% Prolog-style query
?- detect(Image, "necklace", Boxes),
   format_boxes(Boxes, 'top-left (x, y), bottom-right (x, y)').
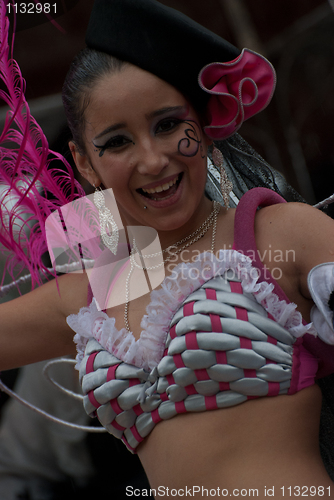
top-left (124, 201), bottom-right (220, 332)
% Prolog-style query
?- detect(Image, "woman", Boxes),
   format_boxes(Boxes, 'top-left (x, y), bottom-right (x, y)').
top-left (1, 0), bottom-right (334, 496)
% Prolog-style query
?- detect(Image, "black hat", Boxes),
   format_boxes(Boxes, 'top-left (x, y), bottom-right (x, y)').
top-left (85, 0), bottom-right (240, 109)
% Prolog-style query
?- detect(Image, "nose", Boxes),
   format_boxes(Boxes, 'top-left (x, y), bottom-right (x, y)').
top-left (135, 137), bottom-right (169, 176)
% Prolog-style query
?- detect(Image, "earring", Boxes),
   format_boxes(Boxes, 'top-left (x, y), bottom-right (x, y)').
top-left (93, 185), bottom-right (119, 254)
top-left (212, 145), bottom-right (233, 209)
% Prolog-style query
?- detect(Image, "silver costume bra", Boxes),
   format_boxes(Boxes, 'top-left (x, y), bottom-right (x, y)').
top-left (67, 188), bottom-right (334, 452)
top-left (69, 248), bottom-right (318, 453)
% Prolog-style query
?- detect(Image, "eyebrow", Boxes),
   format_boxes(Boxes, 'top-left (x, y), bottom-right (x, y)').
top-left (93, 105), bottom-right (188, 141)
top-left (94, 122), bottom-right (127, 141)
top-left (146, 105), bottom-right (188, 119)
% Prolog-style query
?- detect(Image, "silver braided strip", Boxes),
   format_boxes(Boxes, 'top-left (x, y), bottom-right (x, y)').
top-left (0, 262), bottom-right (105, 431)
top-left (0, 359), bottom-right (106, 433)
top-left (80, 273), bottom-right (296, 452)
top-left (0, 260), bottom-right (95, 298)
top-left (313, 193), bottom-right (334, 209)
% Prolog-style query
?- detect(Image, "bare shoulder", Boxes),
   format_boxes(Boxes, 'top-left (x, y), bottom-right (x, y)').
top-left (254, 202), bottom-right (334, 298)
top-left (255, 201), bottom-right (334, 233)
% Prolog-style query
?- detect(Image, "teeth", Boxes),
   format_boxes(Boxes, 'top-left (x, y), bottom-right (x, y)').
top-left (142, 176), bottom-right (178, 194)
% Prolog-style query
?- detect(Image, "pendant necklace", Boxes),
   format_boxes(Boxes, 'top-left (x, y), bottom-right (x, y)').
top-left (124, 201), bottom-right (220, 332)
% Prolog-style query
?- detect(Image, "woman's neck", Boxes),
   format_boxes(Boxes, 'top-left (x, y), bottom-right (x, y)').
top-left (152, 196), bottom-right (214, 251)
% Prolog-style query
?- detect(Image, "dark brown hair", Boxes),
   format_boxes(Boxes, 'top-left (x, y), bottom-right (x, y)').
top-left (62, 48), bottom-right (127, 154)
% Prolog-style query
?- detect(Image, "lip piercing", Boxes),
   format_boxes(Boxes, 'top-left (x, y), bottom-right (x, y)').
top-left (144, 206), bottom-right (147, 209)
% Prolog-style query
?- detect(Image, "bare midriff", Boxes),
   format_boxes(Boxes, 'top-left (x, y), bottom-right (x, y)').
top-left (138, 385), bottom-right (333, 498)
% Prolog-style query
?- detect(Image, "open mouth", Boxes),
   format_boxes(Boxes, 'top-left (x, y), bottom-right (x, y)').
top-left (137, 173), bottom-right (183, 201)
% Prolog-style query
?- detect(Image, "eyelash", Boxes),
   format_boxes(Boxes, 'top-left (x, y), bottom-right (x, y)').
top-left (94, 136), bottom-right (133, 156)
top-left (94, 118), bottom-right (183, 156)
top-left (156, 118), bottom-right (182, 133)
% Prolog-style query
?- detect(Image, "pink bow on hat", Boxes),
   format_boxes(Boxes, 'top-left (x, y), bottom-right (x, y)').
top-left (198, 49), bottom-right (276, 140)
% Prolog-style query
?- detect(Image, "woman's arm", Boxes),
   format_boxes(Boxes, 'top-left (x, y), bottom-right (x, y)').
top-left (0, 271), bottom-right (90, 371)
top-left (255, 201), bottom-right (334, 314)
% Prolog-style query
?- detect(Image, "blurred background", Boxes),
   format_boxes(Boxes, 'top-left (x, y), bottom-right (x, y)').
top-left (3, 0), bottom-right (334, 208)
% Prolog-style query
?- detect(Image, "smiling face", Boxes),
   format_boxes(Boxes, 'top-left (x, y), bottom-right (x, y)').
top-left (71, 63), bottom-right (212, 238)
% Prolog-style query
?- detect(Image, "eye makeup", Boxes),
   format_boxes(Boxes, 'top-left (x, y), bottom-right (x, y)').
top-left (93, 136), bottom-right (135, 157)
top-left (92, 104), bottom-right (194, 157)
top-left (150, 105), bottom-right (189, 134)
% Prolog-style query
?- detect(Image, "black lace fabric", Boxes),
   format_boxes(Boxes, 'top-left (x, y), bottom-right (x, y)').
top-left (206, 134), bottom-right (305, 206)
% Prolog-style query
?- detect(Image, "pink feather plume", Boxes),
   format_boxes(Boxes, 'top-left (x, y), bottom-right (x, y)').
top-left (0, 0), bottom-right (85, 288)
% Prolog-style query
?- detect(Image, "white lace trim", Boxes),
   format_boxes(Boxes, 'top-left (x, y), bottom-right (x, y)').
top-left (67, 249), bottom-right (317, 371)
top-left (308, 262), bottom-right (334, 344)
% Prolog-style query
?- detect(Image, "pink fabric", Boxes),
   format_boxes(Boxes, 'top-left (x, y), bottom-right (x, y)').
top-left (205, 288), bottom-right (217, 300)
top-left (111, 398), bottom-right (123, 415)
top-left (198, 49), bottom-right (276, 140)
top-left (184, 301), bottom-right (195, 316)
top-left (210, 314), bottom-right (223, 333)
top-left (86, 351), bottom-right (98, 374)
top-left (133, 405), bottom-right (144, 416)
top-left (297, 344), bottom-right (319, 391)
top-left (219, 382), bottom-right (230, 391)
top-left (229, 282), bottom-right (243, 294)
top-left (205, 396), bottom-right (218, 411)
top-left (233, 188), bottom-right (287, 291)
top-left (173, 354), bottom-right (184, 369)
top-left (186, 332), bottom-right (199, 350)
top-left (235, 307), bottom-right (248, 322)
top-left (267, 336), bottom-right (277, 345)
top-left (185, 385), bottom-right (197, 396)
top-left (230, 282), bottom-right (249, 321)
top-left (175, 401), bottom-right (186, 413)
top-left (151, 409), bottom-right (162, 424)
top-left (195, 369), bottom-right (210, 381)
top-left (240, 338), bottom-right (252, 349)
top-left (112, 421), bottom-right (125, 432)
top-left (88, 390), bottom-right (100, 410)
top-left (267, 383), bottom-right (280, 397)
top-left (107, 364), bottom-right (119, 382)
top-left (244, 369), bottom-right (257, 378)
top-left (169, 325), bottom-right (177, 340)
top-left (129, 378), bottom-right (140, 387)
top-left (216, 351), bottom-right (227, 365)
top-left (130, 425), bottom-right (143, 444)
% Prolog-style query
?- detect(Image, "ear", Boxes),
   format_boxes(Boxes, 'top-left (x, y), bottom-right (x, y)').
top-left (69, 141), bottom-right (102, 187)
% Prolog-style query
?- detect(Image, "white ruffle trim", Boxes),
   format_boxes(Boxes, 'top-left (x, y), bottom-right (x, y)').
top-left (308, 262), bottom-right (334, 345)
top-left (68, 249), bottom-right (317, 371)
